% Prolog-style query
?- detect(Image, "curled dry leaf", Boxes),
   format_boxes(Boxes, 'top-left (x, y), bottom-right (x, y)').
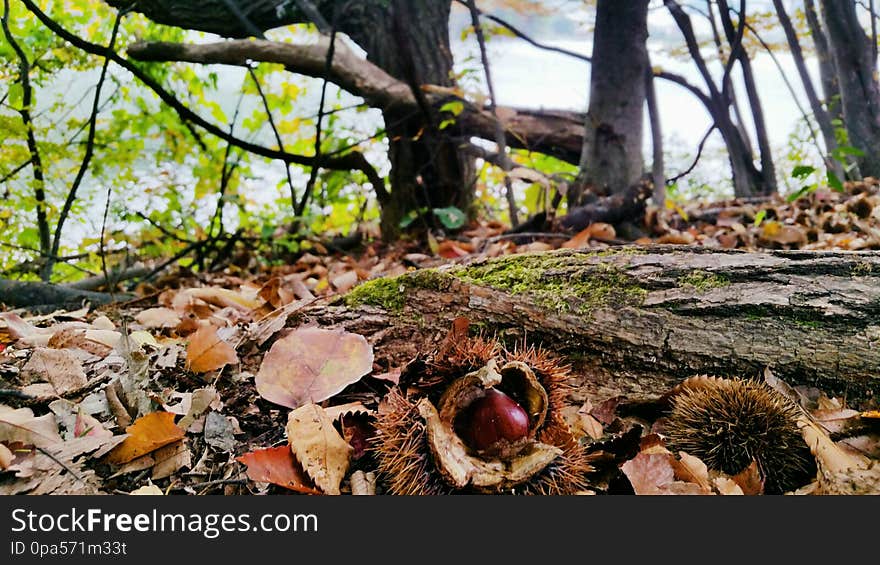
top-left (185, 324), bottom-right (239, 374)
top-left (286, 403), bottom-right (353, 495)
top-left (135, 307), bottom-right (181, 329)
top-left (237, 445), bottom-right (318, 494)
top-left (172, 287), bottom-right (262, 313)
top-left (105, 412), bottom-right (185, 466)
top-left (256, 327), bottom-right (373, 409)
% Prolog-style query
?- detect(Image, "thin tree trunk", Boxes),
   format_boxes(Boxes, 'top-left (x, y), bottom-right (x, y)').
top-left (665, 0), bottom-right (766, 198)
top-left (645, 66), bottom-right (665, 208)
top-left (706, 0), bottom-right (753, 156)
top-left (717, 0), bottom-right (777, 195)
top-left (820, 0), bottom-right (880, 177)
top-left (804, 0), bottom-right (843, 126)
top-left (772, 0), bottom-right (845, 181)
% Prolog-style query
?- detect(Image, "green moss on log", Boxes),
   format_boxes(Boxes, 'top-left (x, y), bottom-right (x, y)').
top-left (455, 249), bottom-right (647, 314)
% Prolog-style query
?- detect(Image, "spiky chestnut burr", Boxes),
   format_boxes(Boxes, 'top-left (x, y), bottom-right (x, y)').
top-left (665, 377), bottom-right (817, 494)
top-left (371, 340), bottom-right (594, 495)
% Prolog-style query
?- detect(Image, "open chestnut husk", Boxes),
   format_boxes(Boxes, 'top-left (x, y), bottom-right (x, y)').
top-left (371, 336), bottom-right (594, 494)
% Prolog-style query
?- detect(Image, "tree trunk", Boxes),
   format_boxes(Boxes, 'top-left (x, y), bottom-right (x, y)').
top-left (106, 0), bottom-right (471, 240)
top-left (360, 0), bottom-right (472, 240)
top-left (773, 0), bottom-right (845, 181)
top-left (330, 248), bottom-right (880, 406)
top-left (820, 0), bottom-right (880, 177)
top-left (717, 0), bottom-right (777, 196)
top-left (804, 0), bottom-right (843, 126)
top-left (572, 0), bottom-right (649, 206)
top-left (665, 0), bottom-right (767, 198)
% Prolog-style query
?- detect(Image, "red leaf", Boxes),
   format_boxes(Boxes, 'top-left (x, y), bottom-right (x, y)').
top-left (237, 446), bottom-right (319, 494)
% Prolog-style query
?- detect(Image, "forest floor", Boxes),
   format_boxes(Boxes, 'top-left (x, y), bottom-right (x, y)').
top-left (2, 180), bottom-right (880, 496)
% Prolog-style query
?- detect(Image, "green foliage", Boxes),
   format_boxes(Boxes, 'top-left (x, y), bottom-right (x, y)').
top-left (0, 2), bottom-right (381, 280)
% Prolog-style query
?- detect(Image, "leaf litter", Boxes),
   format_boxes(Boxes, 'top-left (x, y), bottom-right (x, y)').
top-left (3, 184), bottom-right (880, 495)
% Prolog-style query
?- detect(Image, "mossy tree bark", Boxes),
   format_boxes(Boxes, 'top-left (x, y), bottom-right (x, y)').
top-left (302, 248), bottom-right (880, 406)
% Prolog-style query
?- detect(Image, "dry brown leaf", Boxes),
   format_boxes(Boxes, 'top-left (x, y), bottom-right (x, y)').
top-left (672, 451), bottom-right (711, 492)
top-left (0, 405), bottom-right (62, 447)
top-left (256, 327), bottom-right (373, 409)
top-left (48, 328), bottom-right (117, 357)
top-left (21, 347), bottom-right (88, 395)
top-left (105, 411), bottom-right (185, 465)
top-left (287, 403), bottom-right (352, 495)
top-left (258, 278), bottom-right (296, 308)
top-left (578, 412), bottom-right (604, 441)
top-left (731, 460), bottom-right (764, 495)
top-left (0, 442), bottom-right (13, 469)
top-left (172, 287), bottom-right (262, 313)
top-left (135, 307), bottom-right (182, 329)
top-left (621, 452), bottom-right (675, 494)
top-left (185, 324), bottom-right (239, 374)
top-left (713, 476), bottom-right (745, 495)
top-left (150, 440), bottom-right (191, 480)
top-left (237, 445), bottom-right (318, 493)
top-left (331, 270), bottom-right (359, 293)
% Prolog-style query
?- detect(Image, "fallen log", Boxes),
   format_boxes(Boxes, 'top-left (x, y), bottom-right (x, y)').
top-left (300, 247), bottom-right (880, 406)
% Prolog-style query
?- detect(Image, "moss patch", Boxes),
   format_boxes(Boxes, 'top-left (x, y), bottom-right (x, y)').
top-left (677, 270), bottom-right (730, 292)
top-left (345, 276), bottom-right (407, 311)
top-left (344, 269), bottom-right (457, 312)
top-left (455, 250), bottom-right (647, 314)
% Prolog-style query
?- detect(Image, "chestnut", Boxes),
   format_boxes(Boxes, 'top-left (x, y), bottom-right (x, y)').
top-left (458, 388), bottom-right (530, 451)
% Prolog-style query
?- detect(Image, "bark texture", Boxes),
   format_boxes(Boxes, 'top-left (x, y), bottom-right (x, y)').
top-left (820, 0), bottom-right (880, 177)
top-left (573, 0), bottom-right (649, 205)
top-left (310, 248), bottom-right (880, 406)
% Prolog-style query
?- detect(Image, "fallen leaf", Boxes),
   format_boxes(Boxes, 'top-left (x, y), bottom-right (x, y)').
top-left (172, 287), bottom-right (262, 313)
top-left (258, 278), bottom-right (296, 308)
top-left (562, 223), bottom-right (616, 248)
top-left (331, 270), bottom-right (359, 293)
top-left (130, 484), bottom-right (164, 495)
top-left (713, 476), bottom-right (745, 495)
top-left (577, 412), bottom-right (604, 440)
top-left (150, 440), bottom-right (191, 480)
top-left (105, 412), bottom-right (185, 465)
top-left (48, 328), bottom-right (117, 357)
top-left (731, 460), bottom-right (764, 495)
top-left (0, 443), bottom-right (13, 469)
top-left (0, 405), bottom-right (62, 447)
top-left (672, 451), bottom-right (711, 492)
top-left (237, 445), bottom-right (319, 493)
top-left (21, 347), bottom-right (88, 395)
top-left (287, 403), bottom-right (353, 495)
top-left (176, 387), bottom-right (221, 431)
top-left (256, 327), bottom-right (373, 409)
top-left (185, 324), bottom-right (239, 374)
top-left (621, 451), bottom-right (675, 494)
top-left (324, 402), bottom-right (372, 421)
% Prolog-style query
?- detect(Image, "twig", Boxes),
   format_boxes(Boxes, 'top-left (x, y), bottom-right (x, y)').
top-left (43, 10), bottom-right (123, 281)
top-left (297, 6), bottom-right (342, 216)
top-left (667, 126), bottom-right (717, 184)
top-left (19, 0), bottom-right (385, 193)
top-left (247, 67), bottom-right (299, 212)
